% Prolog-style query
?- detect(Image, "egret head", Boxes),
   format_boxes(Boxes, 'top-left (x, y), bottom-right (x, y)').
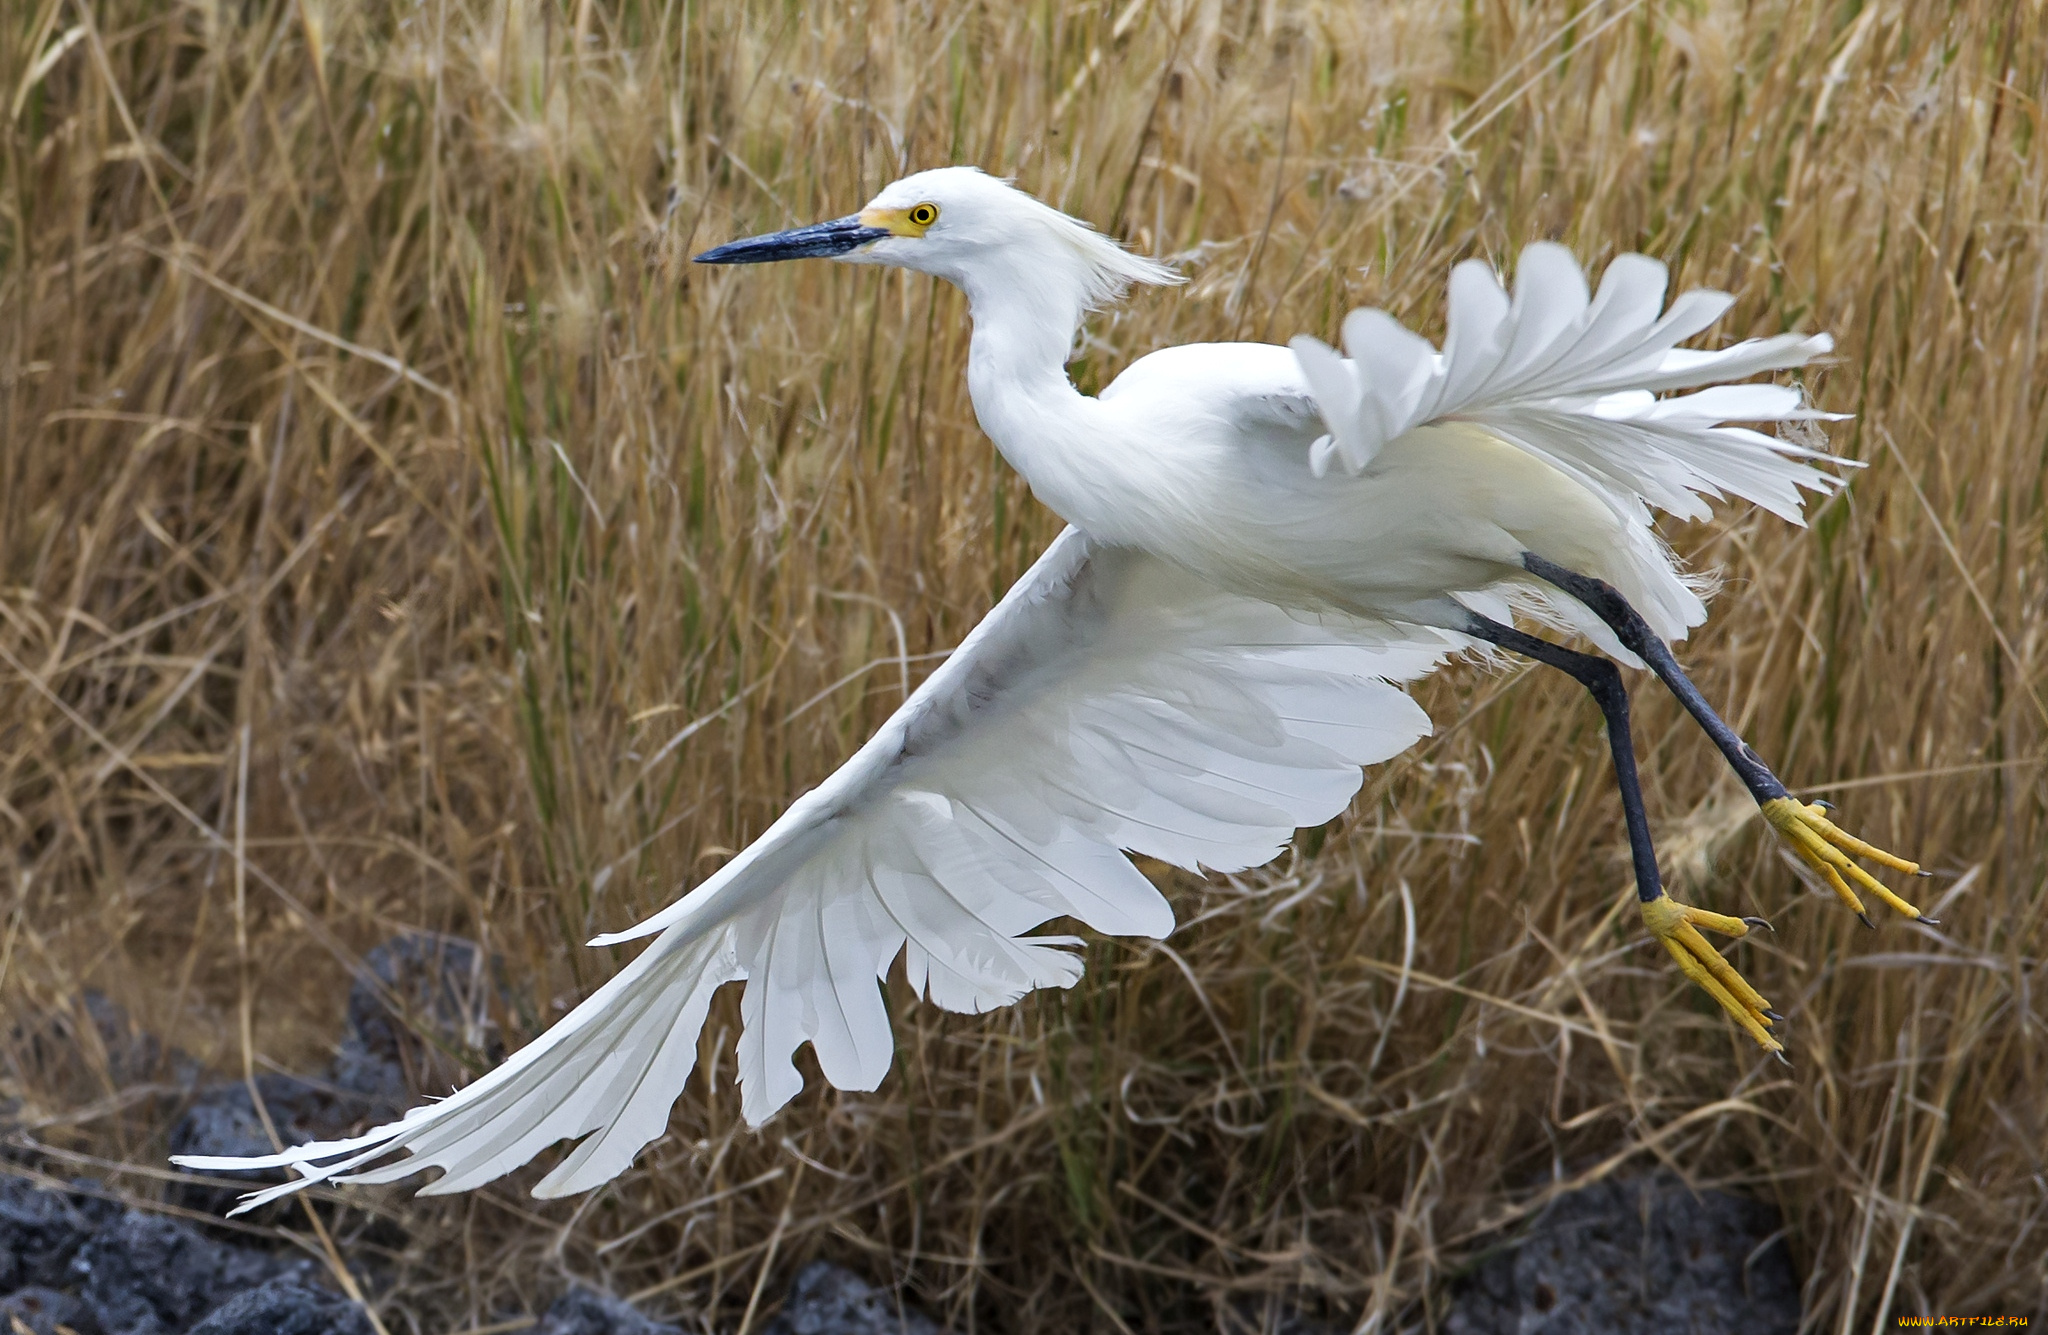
top-left (695, 167), bottom-right (1179, 325)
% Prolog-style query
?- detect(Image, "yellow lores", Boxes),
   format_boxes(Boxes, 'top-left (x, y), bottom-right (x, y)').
top-left (860, 200), bottom-right (940, 236)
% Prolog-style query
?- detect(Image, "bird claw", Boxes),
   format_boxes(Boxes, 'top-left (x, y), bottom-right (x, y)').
top-left (1761, 797), bottom-right (1930, 923)
top-left (1639, 894), bottom-right (1783, 1054)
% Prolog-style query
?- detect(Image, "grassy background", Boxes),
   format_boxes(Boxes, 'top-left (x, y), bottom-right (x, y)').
top-left (3, 0), bottom-right (2044, 1329)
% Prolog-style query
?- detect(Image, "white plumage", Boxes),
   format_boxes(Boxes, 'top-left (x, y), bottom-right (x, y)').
top-left (175, 167), bottom-right (1846, 1212)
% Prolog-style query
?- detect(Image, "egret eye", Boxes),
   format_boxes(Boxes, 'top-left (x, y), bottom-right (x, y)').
top-left (908, 203), bottom-right (939, 227)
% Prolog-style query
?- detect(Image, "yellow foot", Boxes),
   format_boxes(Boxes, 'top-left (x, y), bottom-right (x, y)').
top-left (1760, 797), bottom-right (1935, 927)
top-left (1641, 894), bottom-right (1785, 1056)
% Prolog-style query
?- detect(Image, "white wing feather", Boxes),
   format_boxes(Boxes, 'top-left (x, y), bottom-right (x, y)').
top-left (173, 529), bottom-right (1451, 1211)
top-left (1289, 242), bottom-right (1846, 523)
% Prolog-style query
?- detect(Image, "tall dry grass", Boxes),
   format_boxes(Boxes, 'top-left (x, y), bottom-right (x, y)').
top-left (2, 0), bottom-right (2044, 1329)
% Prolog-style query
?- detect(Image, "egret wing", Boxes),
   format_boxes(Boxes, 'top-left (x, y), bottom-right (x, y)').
top-left (1098, 341), bottom-right (1326, 450)
top-left (1291, 243), bottom-right (1845, 522)
top-left (174, 528), bottom-right (1450, 1211)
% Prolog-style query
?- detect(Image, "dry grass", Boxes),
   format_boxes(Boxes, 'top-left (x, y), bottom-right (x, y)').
top-left (3, 0), bottom-right (2045, 1329)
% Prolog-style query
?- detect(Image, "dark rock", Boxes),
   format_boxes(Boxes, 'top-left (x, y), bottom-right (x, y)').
top-left (761, 1262), bottom-right (951, 1335)
top-left (84, 992), bottom-right (202, 1088)
top-left (169, 1074), bottom-right (361, 1162)
top-left (70, 1210), bottom-right (313, 1335)
top-left (167, 933), bottom-right (502, 1215)
top-left (1225, 1302), bottom-right (1342, 1335)
top-left (1272, 1316), bottom-right (1339, 1335)
top-left (534, 1285), bottom-right (681, 1335)
top-left (1442, 1171), bottom-right (1801, 1335)
top-left (61, 1182), bottom-right (122, 1232)
top-left (165, 1073), bottom-right (373, 1214)
top-left (0, 1176), bottom-right (108, 1292)
top-left (0, 1285), bottom-right (102, 1335)
top-left (186, 1278), bottom-right (372, 1335)
top-left (331, 933), bottom-right (501, 1108)
top-left (8, 992), bottom-right (200, 1094)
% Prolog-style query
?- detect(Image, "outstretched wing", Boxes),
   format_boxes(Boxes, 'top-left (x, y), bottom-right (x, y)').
top-left (1290, 242), bottom-right (1846, 523)
top-left (175, 529), bottom-right (1452, 1212)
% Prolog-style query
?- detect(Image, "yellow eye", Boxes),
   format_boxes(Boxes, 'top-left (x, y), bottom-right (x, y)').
top-left (908, 202), bottom-right (939, 227)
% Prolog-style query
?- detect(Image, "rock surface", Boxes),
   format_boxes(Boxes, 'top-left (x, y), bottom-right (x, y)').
top-left (534, 1285), bottom-right (682, 1335)
top-left (1224, 1301), bottom-right (1343, 1335)
top-left (8, 964), bottom-right (1806, 1335)
top-left (0, 1284), bottom-right (102, 1335)
top-left (185, 1278), bottom-right (373, 1335)
top-left (167, 1073), bottom-right (371, 1166)
top-left (1442, 1172), bottom-right (1801, 1335)
top-left (330, 933), bottom-right (502, 1108)
top-left (10, 991), bottom-right (202, 1094)
top-left (0, 941), bottom-right (519, 1332)
top-left (68, 1210), bottom-right (315, 1335)
top-left (2, 936), bottom-right (508, 1334)
top-left (0, 1177), bottom-right (115, 1293)
top-left (167, 931), bottom-right (501, 1213)
top-left (761, 1261), bottom-right (952, 1335)
top-left (2, 1179), bottom-right (375, 1335)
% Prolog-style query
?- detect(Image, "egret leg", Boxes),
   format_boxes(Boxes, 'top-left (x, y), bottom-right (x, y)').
top-left (1466, 614), bottom-right (1784, 1054)
top-left (1521, 552), bottom-right (1933, 926)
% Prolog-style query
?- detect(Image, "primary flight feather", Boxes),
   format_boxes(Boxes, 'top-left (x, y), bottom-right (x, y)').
top-left (177, 167), bottom-right (1928, 1212)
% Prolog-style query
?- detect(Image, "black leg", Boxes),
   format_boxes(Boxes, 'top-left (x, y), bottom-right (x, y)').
top-left (1521, 550), bottom-right (1933, 928)
top-left (1463, 614), bottom-right (1669, 905)
top-left (1520, 552), bottom-right (1790, 803)
top-left (1469, 611), bottom-right (1786, 1051)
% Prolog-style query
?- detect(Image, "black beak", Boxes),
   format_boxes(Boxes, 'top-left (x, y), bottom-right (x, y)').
top-left (693, 215), bottom-right (892, 265)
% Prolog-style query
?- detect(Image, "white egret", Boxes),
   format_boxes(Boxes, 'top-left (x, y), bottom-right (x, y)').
top-left (177, 167), bottom-right (1929, 1212)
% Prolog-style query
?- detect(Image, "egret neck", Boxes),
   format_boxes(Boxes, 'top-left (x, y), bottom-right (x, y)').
top-left (953, 251), bottom-right (1146, 543)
